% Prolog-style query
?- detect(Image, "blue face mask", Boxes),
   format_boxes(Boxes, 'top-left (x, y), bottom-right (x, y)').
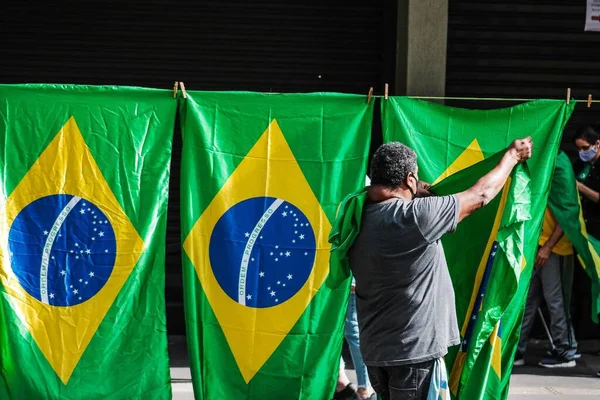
top-left (580, 147), bottom-right (598, 162)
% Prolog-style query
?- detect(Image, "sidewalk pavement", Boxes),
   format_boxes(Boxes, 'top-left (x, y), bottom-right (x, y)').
top-left (168, 336), bottom-right (600, 399)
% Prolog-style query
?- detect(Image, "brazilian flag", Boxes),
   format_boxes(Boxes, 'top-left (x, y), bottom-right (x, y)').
top-left (0, 84), bottom-right (175, 399)
top-left (382, 97), bottom-right (575, 399)
top-left (180, 92), bottom-right (373, 399)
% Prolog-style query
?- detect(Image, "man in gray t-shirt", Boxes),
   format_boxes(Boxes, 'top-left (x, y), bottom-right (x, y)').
top-left (348, 138), bottom-right (533, 400)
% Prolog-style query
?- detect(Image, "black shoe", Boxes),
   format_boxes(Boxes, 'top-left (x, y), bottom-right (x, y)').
top-left (539, 354), bottom-right (576, 368)
top-left (333, 384), bottom-right (360, 400)
top-left (546, 349), bottom-right (581, 359)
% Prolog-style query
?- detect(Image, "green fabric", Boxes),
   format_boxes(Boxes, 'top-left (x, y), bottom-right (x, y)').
top-left (0, 84), bottom-right (175, 399)
top-left (180, 92), bottom-right (373, 400)
top-left (382, 97), bottom-right (575, 399)
top-left (430, 152), bottom-right (531, 399)
top-left (328, 188), bottom-right (367, 285)
top-left (548, 151), bottom-right (600, 323)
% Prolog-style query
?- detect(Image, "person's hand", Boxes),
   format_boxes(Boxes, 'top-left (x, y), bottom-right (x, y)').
top-left (417, 181), bottom-right (433, 197)
top-left (535, 245), bottom-right (551, 268)
top-left (508, 137), bottom-right (533, 163)
top-left (577, 180), bottom-right (584, 191)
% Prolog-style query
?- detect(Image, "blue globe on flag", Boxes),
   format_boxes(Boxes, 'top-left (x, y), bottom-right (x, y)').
top-left (8, 194), bottom-right (117, 307)
top-left (209, 196), bottom-right (317, 308)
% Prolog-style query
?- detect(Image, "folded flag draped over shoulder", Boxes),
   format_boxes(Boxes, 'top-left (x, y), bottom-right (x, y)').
top-left (0, 84), bottom-right (175, 399)
top-left (328, 188), bottom-right (367, 285)
top-left (548, 151), bottom-right (600, 323)
top-left (382, 97), bottom-right (575, 399)
top-left (180, 92), bottom-right (373, 400)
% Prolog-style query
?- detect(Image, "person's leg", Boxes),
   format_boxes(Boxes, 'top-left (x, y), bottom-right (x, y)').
top-left (539, 253), bottom-right (576, 367)
top-left (344, 293), bottom-right (373, 399)
top-left (560, 254), bottom-right (578, 357)
top-left (386, 361), bottom-right (434, 400)
top-left (516, 268), bottom-right (543, 358)
top-left (367, 366), bottom-right (389, 400)
top-left (540, 254), bottom-right (572, 355)
top-left (336, 357), bottom-right (360, 399)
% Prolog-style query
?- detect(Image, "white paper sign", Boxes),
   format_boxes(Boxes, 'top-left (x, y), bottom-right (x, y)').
top-left (585, 0), bottom-right (600, 31)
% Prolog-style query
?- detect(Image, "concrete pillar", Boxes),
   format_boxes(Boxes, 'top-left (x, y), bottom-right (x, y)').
top-left (395, 0), bottom-right (448, 98)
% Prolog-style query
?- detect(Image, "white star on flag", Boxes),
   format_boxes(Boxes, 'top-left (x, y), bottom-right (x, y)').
top-left (245, 232), bottom-right (250, 238)
top-left (89, 272), bottom-right (95, 277)
top-left (287, 274), bottom-right (293, 280)
top-left (282, 211), bottom-right (287, 217)
top-left (246, 294), bottom-right (252, 300)
top-left (259, 271), bottom-right (265, 277)
top-left (43, 230), bottom-right (49, 235)
top-left (60, 270), bottom-right (66, 276)
top-left (270, 291), bottom-right (276, 297)
top-left (285, 251), bottom-right (291, 257)
top-left (98, 231), bottom-right (104, 237)
top-left (50, 293), bottom-right (55, 299)
top-left (79, 209), bottom-right (85, 215)
top-left (299, 234), bottom-right (305, 240)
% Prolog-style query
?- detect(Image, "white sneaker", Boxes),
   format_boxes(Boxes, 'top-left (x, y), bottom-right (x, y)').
top-left (513, 358), bottom-right (525, 366)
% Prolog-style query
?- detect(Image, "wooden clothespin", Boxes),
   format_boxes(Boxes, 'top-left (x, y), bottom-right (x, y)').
top-left (567, 88), bottom-right (571, 105)
top-left (173, 81), bottom-right (179, 98)
top-left (588, 94), bottom-right (593, 108)
top-left (384, 83), bottom-right (389, 100)
top-left (367, 87), bottom-right (374, 104)
top-left (179, 82), bottom-right (188, 99)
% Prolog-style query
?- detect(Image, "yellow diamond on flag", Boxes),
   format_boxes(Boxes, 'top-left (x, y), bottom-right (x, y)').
top-left (0, 117), bottom-right (144, 384)
top-left (183, 119), bottom-right (332, 383)
top-left (432, 139), bottom-right (484, 185)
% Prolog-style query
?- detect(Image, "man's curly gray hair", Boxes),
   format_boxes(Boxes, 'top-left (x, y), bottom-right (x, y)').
top-left (369, 142), bottom-right (418, 188)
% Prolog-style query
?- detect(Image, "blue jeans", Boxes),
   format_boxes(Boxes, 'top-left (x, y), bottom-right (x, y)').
top-left (344, 293), bottom-right (371, 389)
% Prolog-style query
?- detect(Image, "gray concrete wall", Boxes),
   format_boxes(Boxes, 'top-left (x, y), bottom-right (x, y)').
top-left (395, 0), bottom-right (448, 98)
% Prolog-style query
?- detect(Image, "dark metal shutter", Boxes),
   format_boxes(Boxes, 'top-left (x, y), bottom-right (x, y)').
top-left (447, 1), bottom-right (600, 134)
top-left (447, 0), bottom-right (600, 339)
top-left (0, 0), bottom-right (394, 334)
